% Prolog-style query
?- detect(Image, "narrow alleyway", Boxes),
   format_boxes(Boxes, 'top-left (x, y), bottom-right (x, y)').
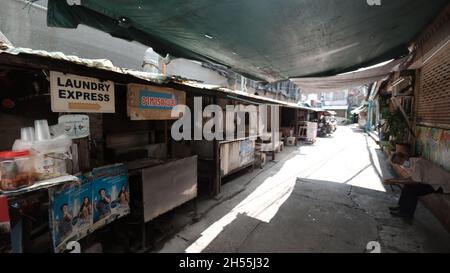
top-left (158, 125), bottom-right (450, 253)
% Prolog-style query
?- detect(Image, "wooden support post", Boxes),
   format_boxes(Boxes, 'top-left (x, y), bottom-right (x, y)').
top-left (392, 98), bottom-right (415, 137)
top-left (211, 96), bottom-right (221, 197)
top-left (73, 138), bottom-right (90, 172)
top-left (411, 70), bottom-right (420, 156)
top-left (213, 141), bottom-right (222, 197)
top-left (164, 120), bottom-right (168, 144)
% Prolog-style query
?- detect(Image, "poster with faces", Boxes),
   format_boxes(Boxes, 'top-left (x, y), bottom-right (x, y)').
top-left (49, 164), bottom-right (129, 252)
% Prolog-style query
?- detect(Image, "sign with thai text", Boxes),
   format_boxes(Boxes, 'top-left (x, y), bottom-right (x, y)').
top-left (127, 83), bottom-right (185, 120)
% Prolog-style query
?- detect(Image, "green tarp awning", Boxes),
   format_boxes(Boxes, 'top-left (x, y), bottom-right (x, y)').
top-left (47, 0), bottom-right (447, 82)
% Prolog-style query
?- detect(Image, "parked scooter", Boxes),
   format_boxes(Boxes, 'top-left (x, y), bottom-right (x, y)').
top-left (317, 116), bottom-right (335, 137)
top-left (329, 116), bottom-right (337, 133)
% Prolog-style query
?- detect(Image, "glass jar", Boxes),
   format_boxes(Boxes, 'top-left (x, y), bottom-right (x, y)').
top-left (0, 150), bottom-right (33, 191)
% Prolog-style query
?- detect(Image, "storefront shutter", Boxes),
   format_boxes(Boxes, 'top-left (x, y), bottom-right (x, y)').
top-left (416, 43), bottom-right (450, 127)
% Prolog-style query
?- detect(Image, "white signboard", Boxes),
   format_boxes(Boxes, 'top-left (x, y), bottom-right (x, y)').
top-left (58, 115), bottom-right (90, 139)
top-left (50, 71), bottom-right (115, 113)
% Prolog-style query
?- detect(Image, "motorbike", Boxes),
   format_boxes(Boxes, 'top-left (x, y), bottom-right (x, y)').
top-left (329, 116), bottom-right (337, 133)
top-left (317, 116), bottom-right (336, 137)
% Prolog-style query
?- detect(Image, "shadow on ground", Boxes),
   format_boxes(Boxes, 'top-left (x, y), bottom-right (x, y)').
top-left (202, 179), bottom-right (450, 253)
top-left (157, 126), bottom-right (450, 253)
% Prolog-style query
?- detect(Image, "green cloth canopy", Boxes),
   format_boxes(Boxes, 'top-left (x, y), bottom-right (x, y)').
top-left (47, 0), bottom-right (447, 82)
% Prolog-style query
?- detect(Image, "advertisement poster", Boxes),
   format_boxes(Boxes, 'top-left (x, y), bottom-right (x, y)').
top-left (49, 164), bottom-right (129, 252)
top-left (0, 196), bottom-right (11, 253)
top-left (49, 179), bottom-right (88, 253)
top-left (92, 164), bottom-right (129, 228)
top-left (239, 139), bottom-right (255, 166)
top-left (75, 175), bottom-right (94, 231)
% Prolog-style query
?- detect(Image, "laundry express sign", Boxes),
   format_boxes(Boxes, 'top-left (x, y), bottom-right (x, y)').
top-left (50, 71), bottom-right (115, 113)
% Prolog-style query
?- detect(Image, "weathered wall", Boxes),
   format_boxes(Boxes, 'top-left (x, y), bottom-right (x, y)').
top-left (415, 126), bottom-right (450, 171)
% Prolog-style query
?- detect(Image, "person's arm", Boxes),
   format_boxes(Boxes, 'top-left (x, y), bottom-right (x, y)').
top-left (383, 177), bottom-right (419, 185)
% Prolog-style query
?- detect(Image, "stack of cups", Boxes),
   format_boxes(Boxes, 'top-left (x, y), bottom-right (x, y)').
top-left (34, 120), bottom-right (51, 141)
top-left (21, 127), bottom-right (35, 142)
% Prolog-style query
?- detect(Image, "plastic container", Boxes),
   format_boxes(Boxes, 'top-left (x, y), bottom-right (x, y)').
top-left (0, 150), bottom-right (34, 191)
top-left (31, 135), bottom-right (72, 181)
top-left (21, 127), bottom-right (35, 142)
top-left (34, 120), bottom-right (51, 141)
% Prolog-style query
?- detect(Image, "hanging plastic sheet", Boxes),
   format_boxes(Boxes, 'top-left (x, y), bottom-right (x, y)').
top-left (291, 57), bottom-right (408, 92)
top-left (46, 0), bottom-right (448, 82)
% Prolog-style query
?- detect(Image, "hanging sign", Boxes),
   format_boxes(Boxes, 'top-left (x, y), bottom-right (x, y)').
top-left (58, 115), bottom-right (90, 139)
top-left (127, 83), bottom-right (186, 120)
top-left (50, 71), bottom-right (115, 113)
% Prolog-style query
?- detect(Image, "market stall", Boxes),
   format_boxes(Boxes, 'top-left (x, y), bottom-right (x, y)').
top-left (183, 88), bottom-right (288, 195)
top-left (0, 44), bottom-right (303, 251)
top-left (0, 46), bottom-right (198, 252)
top-left (297, 121), bottom-right (318, 143)
top-left (280, 105), bottom-right (318, 144)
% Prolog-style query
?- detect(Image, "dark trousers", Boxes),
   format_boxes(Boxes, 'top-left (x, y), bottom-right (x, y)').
top-left (398, 183), bottom-right (443, 217)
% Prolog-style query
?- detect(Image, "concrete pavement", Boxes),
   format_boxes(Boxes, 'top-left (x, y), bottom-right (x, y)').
top-left (157, 125), bottom-right (450, 253)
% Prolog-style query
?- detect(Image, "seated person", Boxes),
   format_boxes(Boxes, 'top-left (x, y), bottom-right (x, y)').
top-left (384, 156), bottom-right (450, 221)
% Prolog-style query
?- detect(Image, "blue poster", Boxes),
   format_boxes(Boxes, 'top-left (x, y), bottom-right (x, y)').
top-left (49, 180), bottom-right (81, 251)
top-left (92, 164), bottom-right (129, 225)
top-left (49, 164), bottom-right (129, 252)
top-left (76, 176), bottom-right (93, 229)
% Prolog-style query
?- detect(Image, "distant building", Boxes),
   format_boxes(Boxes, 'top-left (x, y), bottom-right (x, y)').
top-left (300, 86), bottom-right (368, 121)
top-left (321, 90), bottom-right (349, 118)
top-left (347, 86), bottom-right (369, 110)
top-left (167, 59), bottom-right (301, 103)
top-left (302, 90), bottom-right (349, 120)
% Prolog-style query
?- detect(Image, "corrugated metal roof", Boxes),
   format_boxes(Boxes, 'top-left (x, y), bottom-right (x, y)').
top-left (0, 43), bottom-right (308, 109)
top-left (0, 43), bottom-right (167, 84)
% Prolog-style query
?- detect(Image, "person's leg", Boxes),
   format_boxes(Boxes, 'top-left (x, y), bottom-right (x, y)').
top-left (397, 183), bottom-right (436, 217)
top-left (397, 184), bottom-right (416, 216)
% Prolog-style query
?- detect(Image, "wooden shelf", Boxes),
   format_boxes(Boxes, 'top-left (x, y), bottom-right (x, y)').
top-left (0, 175), bottom-right (78, 198)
